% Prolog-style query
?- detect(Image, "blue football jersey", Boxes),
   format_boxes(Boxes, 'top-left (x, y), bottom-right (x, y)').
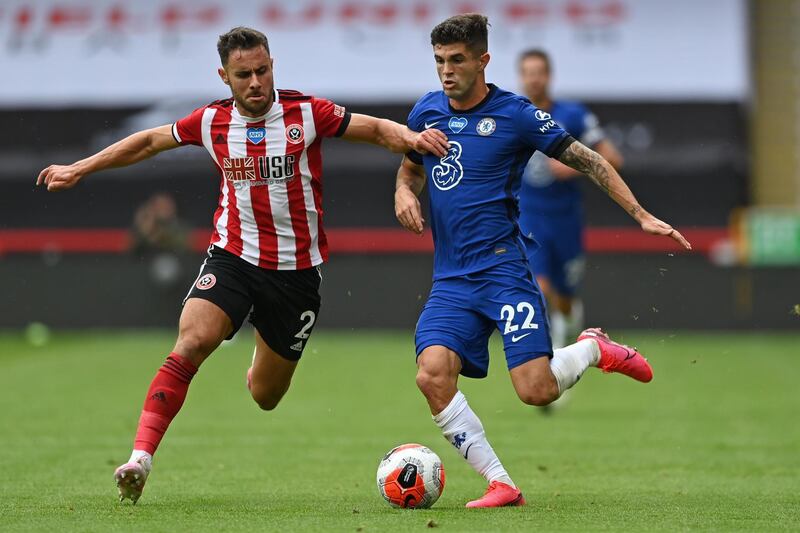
top-left (407, 84), bottom-right (572, 280)
top-left (518, 101), bottom-right (605, 219)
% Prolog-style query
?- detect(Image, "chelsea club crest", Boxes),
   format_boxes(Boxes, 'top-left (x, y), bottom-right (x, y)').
top-left (476, 117), bottom-right (496, 136)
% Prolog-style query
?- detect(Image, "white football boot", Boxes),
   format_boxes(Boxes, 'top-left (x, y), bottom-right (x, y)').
top-left (114, 454), bottom-right (152, 504)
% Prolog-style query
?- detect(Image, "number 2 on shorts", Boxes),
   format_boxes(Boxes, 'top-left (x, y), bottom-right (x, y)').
top-left (294, 310), bottom-right (316, 340)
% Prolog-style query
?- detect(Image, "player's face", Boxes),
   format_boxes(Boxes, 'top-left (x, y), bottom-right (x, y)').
top-left (434, 43), bottom-right (489, 102)
top-left (219, 46), bottom-right (274, 117)
top-left (519, 56), bottom-right (550, 102)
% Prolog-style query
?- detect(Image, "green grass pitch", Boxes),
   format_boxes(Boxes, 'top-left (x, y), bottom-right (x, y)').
top-left (1, 329), bottom-right (798, 531)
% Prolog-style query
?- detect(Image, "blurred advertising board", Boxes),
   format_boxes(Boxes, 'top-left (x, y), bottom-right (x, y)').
top-left (1, 0), bottom-right (747, 106)
top-left (738, 208), bottom-right (800, 266)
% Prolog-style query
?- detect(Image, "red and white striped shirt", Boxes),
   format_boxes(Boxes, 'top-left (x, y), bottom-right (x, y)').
top-left (172, 89), bottom-right (350, 270)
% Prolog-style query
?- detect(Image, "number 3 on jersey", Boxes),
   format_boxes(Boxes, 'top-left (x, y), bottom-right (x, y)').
top-left (500, 302), bottom-right (539, 337)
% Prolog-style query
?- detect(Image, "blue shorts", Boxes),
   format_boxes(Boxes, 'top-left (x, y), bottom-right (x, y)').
top-left (524, 210), bottom-right (585, 297)
top-left (415, 260), bottom-right (552, 379)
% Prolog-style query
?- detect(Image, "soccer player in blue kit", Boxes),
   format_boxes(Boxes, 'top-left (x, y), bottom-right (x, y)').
top-left (394, 14), bottom-right (692, 508)
top-left (518, 49), bottom-right (624, 349)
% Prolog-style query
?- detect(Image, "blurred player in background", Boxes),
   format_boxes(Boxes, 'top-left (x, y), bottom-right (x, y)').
top-left (37, 26), bottom-right (448, 504)
top-left (131, 192), bottom-right (191, 290)
top-left (395, 14), bottom-right (690, 508)
top-left (518, 49), bottom-right (624, 349)
top-left (131, 192), bottom-right (189, 256)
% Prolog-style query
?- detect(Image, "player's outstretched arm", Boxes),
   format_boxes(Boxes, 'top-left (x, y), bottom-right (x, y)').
top-left (341, 114), bottom-right (449, 157)
top-left (557, 140), bottom-right (692, 250)
top-left (36, 124), bottom-right (179, 192)
top-left (550, 138), bottom-right (624, 180)
top-left (394, 156), bottom-right (426, 235)
top-left (596, 139), bottom-right (624, 171)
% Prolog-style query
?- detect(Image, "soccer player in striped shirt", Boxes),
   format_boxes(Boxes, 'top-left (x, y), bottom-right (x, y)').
top-left (37, 26), bottom-right (449, 504)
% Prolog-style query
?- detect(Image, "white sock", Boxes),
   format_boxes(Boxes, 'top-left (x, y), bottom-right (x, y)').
top-left (549, 339), bottom-right (600, 395)
top-left (433, 391), bottom-right (515, 488)
top-left (549, 311), bottom-right (568, 349)
top-left (129, 450), bottom-right (153, 473)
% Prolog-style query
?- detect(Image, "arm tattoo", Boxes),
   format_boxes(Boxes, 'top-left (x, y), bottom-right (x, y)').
top-left (558, 140), bottom-right (644, 221)
top-left (558, 141), bottom-right (610, 194)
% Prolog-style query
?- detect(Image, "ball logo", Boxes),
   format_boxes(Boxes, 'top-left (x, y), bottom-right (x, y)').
top-left (246, 127), bottom-right (266, 144)
top-left (431, 141), bottom-right (464, 191)
top-left (448, 116), bottom-right (468, 133)
top-left (476, 117), bottom-right (496, 136)
top-left (285, 124), bottom-right (305, 144)
top-left (398, 463), bottom-right (418, 489)
top-left (534, 109), bottom-right (551, 121)
top-left (195, 273), bottom-right (216, 290)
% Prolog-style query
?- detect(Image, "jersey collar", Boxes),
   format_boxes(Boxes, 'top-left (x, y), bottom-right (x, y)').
top-left (447, 83), bottom-right (497, 114)
top-left (232, 90), bottom-right (281, 123)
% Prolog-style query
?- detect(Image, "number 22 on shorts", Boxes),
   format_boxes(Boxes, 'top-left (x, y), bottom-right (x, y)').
top-left (500, 302), bottom-right (539, 336)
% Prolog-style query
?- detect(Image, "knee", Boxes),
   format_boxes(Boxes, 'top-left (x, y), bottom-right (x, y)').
top-left (251, 389), bottom-right (283, 411)
top-left (253, 395), bottom-right (281, 411)
top-left (415, 348), bottom-right (461, 412)
top-left (175, 330), bottom-right (219, 363)
top-left (516, 375), bottom-right (560, 406)
top-left (250, 383), bottom-right (287, 411)
top-left (416, 366), bottom-right (459, 414)
top-left (416, 367), bottom-right (446, 399)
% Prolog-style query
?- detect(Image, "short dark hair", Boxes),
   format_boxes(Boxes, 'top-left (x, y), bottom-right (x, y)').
top-left (430, 13), bottom-right (489, 55)
top-left (217, 26), bottom-right (270, 66)
top-left (518, 48), bottom-right (551, 73)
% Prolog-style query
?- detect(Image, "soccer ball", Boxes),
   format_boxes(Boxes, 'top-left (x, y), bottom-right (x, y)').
top-left (376, 443), bottom-right (445, 509)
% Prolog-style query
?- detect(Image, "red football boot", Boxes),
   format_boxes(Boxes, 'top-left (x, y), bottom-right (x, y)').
top-left (578, 328), bottom-right (653, 383)
top-left (465, 481), bottom-right (526, 508)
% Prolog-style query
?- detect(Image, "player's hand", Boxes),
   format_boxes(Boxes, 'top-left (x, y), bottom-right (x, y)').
top-left (640, 214), bottom-right (692, 250)
top-left (36, 164), bottom-right (83, 191)
top-left (395, 185), bottom-right (425, 235)
top-left (549, 159), bottom-right (580, 180)
top-left (412, 129), bottom-right (449, 158)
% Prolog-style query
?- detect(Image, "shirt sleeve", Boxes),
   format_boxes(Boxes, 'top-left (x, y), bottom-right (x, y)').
top-left (514, 101), bottom-right (571, 157)
top-left (172, 106), bottom-right (206, 146)
top-left (311, 97), bottom-right (351, 138)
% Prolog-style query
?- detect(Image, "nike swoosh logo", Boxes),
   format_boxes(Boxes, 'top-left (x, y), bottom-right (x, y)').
top-left (511, 332), bottom-right (533, 343)
top-left (424, 121), bottom-right (439, 129)
top-left (464, 443), bottom-right (474, 460)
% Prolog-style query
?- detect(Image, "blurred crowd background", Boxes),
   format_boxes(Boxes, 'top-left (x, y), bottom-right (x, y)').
top-left (0, 0), bottom-right (797, 331)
